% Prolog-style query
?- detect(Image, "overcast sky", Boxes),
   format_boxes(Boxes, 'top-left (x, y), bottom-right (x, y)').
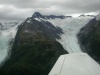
top-left (0, 0), bottom-right (100, 20)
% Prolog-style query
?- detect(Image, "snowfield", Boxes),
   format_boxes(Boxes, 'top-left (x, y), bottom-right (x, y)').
top-left (47, 17), bottom-right (92, 53)
top-left (0, 21), bottom-right (22, 65)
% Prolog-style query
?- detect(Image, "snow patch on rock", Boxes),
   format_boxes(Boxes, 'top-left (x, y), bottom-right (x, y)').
top-left (34, 18), bottom-right (41, 22)
top-left (27, 20), bottom-right (31, 23)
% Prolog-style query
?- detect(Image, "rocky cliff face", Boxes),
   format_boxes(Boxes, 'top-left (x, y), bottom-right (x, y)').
top-left (0, 13), bottom-right (67, 75)
top-left (77, 16), bottom-right (100, 63)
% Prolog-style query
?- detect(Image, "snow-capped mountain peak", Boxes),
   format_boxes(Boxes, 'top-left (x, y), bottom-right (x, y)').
top-left (32, 12), bottom-right (46, 19)
top-left (31, 12), bottom-right (93, 53)
top-left (32, 12), bottom-right (72, 20)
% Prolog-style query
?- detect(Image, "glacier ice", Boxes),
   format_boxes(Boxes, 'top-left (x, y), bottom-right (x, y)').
top-left (0, 21), bottom-right (22, 65)
top-left (47, 17), bottom-right (93, 53)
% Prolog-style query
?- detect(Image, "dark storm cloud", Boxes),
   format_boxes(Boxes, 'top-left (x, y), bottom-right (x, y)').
top-left (0, 0), bottom-right (100, 20)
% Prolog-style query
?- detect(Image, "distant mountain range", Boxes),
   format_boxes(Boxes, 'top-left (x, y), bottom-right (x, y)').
top-left (79, 14), bottom-right (96, 17)
top-left (32, 12), bottom-right (96, 19)
top-left (32, 12), bottom-right (72, 19)
top-left (0, 21), bottom-right (20, 30)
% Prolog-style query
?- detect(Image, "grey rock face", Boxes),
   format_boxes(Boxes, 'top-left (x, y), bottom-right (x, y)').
top-left (22, 17), bottom-right (63, 40)
top-left (77, 17), bottom-right (100, 63)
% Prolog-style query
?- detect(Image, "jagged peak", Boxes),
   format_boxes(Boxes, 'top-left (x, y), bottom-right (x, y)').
top-left (33, 12), bottom-right (42, 16)
top-left (32, 12), bottom-right (72, 19)
top-left (32, 12), bottom-right (46, 19)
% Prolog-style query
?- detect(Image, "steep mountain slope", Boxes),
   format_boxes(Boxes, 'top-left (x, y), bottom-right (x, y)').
top-left (78, 15), bottom-right (100, 63)
top-left (0, 14), bottom-right (67, 75)
top-left (32, 12), bottom-right (93, 53)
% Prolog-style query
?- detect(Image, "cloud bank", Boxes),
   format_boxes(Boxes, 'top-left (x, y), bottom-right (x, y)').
top-left (0, 0), bottom-right (100, 20)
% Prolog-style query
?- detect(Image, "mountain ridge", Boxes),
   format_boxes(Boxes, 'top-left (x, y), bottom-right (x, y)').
top-left (0, 12), bottom-right (67, 75)
top-left (32, 12), bottom-right (72, 19)
top-left (77, 15), bottom-right (100, 63)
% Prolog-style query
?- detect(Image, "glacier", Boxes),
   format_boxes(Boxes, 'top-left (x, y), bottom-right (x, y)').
top-left (48, 17), bottom-right (100, 75)
top-left (0, 20), bottom-right (22, 65)
top-left (47, 17), bottom-right (92, 53)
